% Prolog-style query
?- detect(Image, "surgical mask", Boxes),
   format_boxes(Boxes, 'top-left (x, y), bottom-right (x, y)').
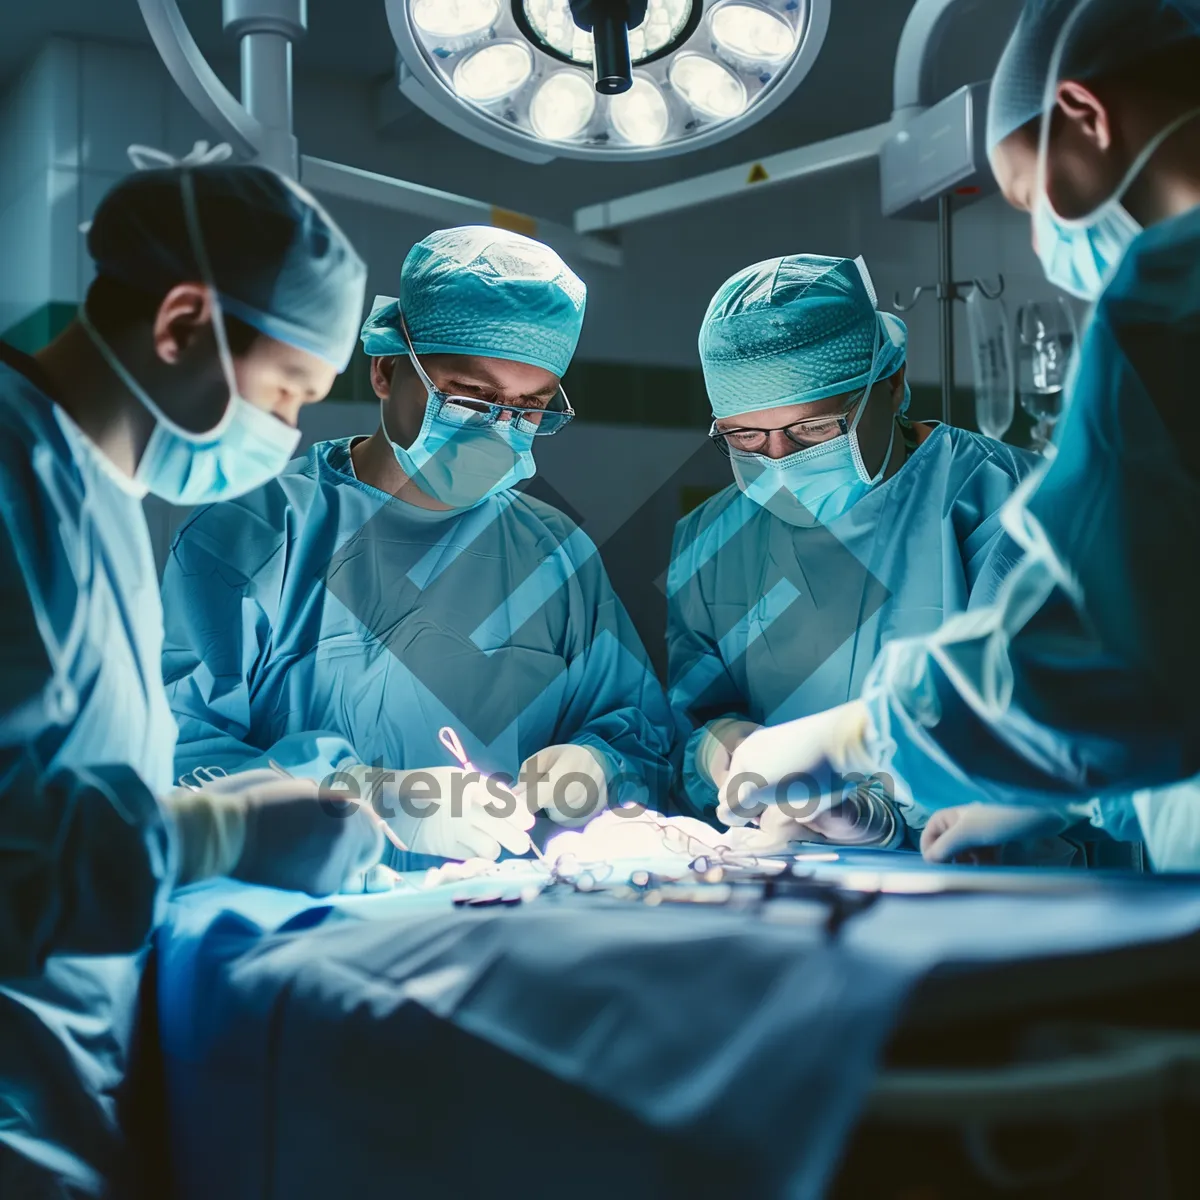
top-left (729, 317), bottom-right (896, 527)
top-left (383, 366), bottom-right (536, 511)
top-left (79, 171), bottom-right (300, 505)
top-left (1035, 8), bottom-right (1200, 301)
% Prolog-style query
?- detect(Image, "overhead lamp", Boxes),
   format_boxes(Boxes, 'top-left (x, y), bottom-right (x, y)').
top-left (385, 0), bottom-right (830, 163)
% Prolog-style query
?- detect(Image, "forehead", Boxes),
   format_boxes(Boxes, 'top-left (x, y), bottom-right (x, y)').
top-left (715, 392), bottom-right (855, 427)
top-left (245, 334), bottom-right (336, 384)
top-left (420, 351), bottom-right (559, 394)
top-left (989, 126), bottom-right (1039, 210)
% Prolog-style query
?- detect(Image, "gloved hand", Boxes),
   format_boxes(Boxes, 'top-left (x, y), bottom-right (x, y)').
top-left (695, 718), bottom-right (762, 791)
top-left (718, 701), bottom-right (875, 828)
top-left (344, 764), bottom-right (535, 860)
top-left (515, 743), bottom-right (609, 827)
top-left (920, 803), bottom-right (1072, 864)
top-left (162, 769), bottom-right (385, 896)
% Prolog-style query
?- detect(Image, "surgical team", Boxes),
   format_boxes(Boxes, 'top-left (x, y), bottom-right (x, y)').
top-left (4, 0), bottom-right (1200, 1191)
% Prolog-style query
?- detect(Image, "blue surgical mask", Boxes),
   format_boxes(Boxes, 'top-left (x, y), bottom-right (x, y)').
top-left (1032, 198), bottom-right (1142, 302)
top-left (383, 356), bottom-right (537, 511)
top-left (78, 305), bottom-right (300, 505)
top-left (729, 309), bottom-right (897, 526)
top-left (731, 400), bottom-right (895, 526)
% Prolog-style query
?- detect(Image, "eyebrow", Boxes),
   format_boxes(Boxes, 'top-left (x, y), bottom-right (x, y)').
top-left (445, 377), bottom-right (560, 404)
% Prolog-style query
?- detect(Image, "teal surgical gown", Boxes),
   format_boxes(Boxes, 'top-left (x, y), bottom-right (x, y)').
top-left (863, 206), bottom-right (1200, 811)
top-left (162, 438), bottom-right (675, 857)
top-left (668, 424), bottom-right (1038, 818)
top-left (0, 347), bottom-right (174, 1192)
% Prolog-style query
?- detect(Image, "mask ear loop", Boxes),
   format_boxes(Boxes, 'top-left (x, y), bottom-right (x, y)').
top-left (179, 169), bottom-right (244, 439)
top-left (847, 260), bottom-right (894, 484)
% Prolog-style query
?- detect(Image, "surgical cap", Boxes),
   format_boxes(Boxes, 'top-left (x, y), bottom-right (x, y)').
top-left (987, 0), bottom-right (1200, 152)
top-left (88, 164), bottom-right (367, 371)
top-left (359, 226), bottom-right (587, 378)
top-left (699, 254), bottom-right (908, 420)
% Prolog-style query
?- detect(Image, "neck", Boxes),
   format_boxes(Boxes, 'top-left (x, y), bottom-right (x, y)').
top-left (1123, 113), bottom-right (1200, 225)
top-left (35, 321), bottom-right (155, 477)
top-left (351, 425), bottom-right (452, 510)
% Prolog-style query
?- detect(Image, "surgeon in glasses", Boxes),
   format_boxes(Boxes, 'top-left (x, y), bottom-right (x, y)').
top-left (667, 253), bottom-right (1041, 849)
top-left (163, 225), bottom-right (676, 868)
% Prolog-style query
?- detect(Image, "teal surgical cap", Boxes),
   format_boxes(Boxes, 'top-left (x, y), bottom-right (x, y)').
top-left (700, 254), bottom-right (908, 420)
top-left (88, 164), bottom-right (367, 371)
top-left (360, 226), bottom-right (587, 378)
top-left (987, 0), bottom-right (1200, 152)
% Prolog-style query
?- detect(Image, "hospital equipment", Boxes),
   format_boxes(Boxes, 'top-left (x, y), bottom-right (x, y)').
top-left (1016, 299), bottom-right (1076, 452)
top-left (965, 288), bottom-right (1015, 442)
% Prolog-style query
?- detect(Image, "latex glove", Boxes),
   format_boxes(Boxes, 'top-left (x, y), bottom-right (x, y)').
top-left (344, 764), bottom-right (534, 860)
top-left (920, 803), bottom-right (1072, 864)
top-left (696, 718), bottom-right (762, 791)
top-left (718, 701), bottom-right (874, 828)
top-left (163, 769), bottom-right (385, 896)
top-left (515, 743), bottom-right (609, 827)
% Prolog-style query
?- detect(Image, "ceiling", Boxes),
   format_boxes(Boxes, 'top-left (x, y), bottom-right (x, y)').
top-left (0, 0), bottom-right (1024, 206)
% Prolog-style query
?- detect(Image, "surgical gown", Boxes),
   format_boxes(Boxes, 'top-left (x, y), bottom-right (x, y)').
top-left (162, 438), bottom-right (675, 859)
top-left (862, 206), bottom-right (1200, 811)
top-left (668, 424), bottom-right (1038, 819)
top-left (0, 347), bottom-right (174, 1192)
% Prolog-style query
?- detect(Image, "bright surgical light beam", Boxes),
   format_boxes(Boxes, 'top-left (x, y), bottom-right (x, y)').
top-left (609, 75), bottom-right (670, 145)
top-left (412, 0), bottom-right (500, 44)
top-left (669, 53), bottom-right (747, 118)
top-left (453, 41), bottom-right (534, 103)
top-left (530, 70), bottom-right (598, 140)
top-left (711, 2), bottom-right (797, 67)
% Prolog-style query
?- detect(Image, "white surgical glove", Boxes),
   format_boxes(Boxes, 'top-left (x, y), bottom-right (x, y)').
top-left (920, 803), bottom-right (1072, 864)
top-left (162, 769), bottom-right (385, 896)
top-left (515, 743), bottom-right (609, 827)
top-left (718, 701), bottom-right (874, 828)
top-left (696, 718), bottom-right (761, 792)
top-left (344, 764), bottom-right (534, 861)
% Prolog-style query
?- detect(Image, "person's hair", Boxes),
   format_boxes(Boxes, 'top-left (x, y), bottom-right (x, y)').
top-left (1096, 36), bottom-right (1200, 101)
top-left (84, 274), bottom-right (262, 354)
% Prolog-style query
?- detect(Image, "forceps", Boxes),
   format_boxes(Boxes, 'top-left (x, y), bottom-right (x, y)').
top-left (438, 726), bottom-right (549, 866)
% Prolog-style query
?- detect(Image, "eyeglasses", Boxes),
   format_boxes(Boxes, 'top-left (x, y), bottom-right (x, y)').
top-left (708, 390), bottom-right (867, 457)
top-left (401, 315), bottom-right (574, 437)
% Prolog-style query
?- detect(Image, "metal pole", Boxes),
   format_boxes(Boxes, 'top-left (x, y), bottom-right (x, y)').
top-left (222, 0), bottom-right (307, 177)
top-left (937, 192), bottom-right (955, 426)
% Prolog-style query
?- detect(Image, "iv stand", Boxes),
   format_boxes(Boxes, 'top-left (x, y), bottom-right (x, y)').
top-left (894, 193), bottom-right (1004, 427)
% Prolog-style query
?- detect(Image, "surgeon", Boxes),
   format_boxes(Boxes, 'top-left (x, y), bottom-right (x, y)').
top-left (162, 225), bottom-right (675, 865)
top-left (712, 0), bottom-right (1200, 856)
top-left (668, 254), bottom-right (1039, 846)
top-left (0, 161), bottom-right (381, 1196)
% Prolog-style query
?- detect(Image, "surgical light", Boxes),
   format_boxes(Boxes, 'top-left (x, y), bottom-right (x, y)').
top-left (386, 0), bottom-right (830, 162)
top-left (710, 2), bottom-right (796, 67)
top-left (454, 42), bottom-right (534, 104)
top-left (411, 0), bottom-right (501, 48)
top-left (610, 75), bottom-right (670, 145)
top-left (668, 52), bottom-right (746, 119)
top-left (530, 70), bottom-right (598, 140)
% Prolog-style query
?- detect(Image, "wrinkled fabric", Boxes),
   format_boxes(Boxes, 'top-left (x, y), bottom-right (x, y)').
top-left (157, 870), bottom-right (1200, 1200)
top-left (359, 226), bottom-right (586, 376)
top-left (668, 425), bottom-right (1038, 820)
top-left (0, 350), bottom-right (174, 1192)
top-left (985, 0), bottom-right (1199, 152)
top-left (862, 207), bottom-right (1200, 810)
top-left (163, 439), bottom-right (675, 863)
